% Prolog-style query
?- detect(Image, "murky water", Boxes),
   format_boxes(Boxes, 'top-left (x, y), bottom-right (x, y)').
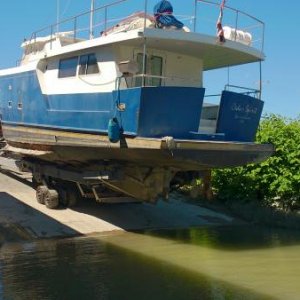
top-left (1, 225), bottom-right (300, 300)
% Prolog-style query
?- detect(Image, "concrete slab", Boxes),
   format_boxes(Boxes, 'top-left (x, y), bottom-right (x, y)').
top-left (0, 156), bottom-right (32, 179)
top-left (0, 168), bottom-right (234, 239)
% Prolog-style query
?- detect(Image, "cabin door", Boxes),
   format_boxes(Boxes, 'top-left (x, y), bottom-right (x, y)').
top-left (134, 50), bottom-right (165, 87)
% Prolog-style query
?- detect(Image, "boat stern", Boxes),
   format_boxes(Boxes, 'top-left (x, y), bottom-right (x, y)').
top-left (114, 86), bottom-right (205, 139)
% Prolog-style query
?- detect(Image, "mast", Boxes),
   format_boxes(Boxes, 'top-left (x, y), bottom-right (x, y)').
top-left (89, 0), bottom-right (95, 39)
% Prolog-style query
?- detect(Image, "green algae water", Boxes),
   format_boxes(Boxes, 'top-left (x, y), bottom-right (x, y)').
top-left (1, 225), bottom-right (300, 300)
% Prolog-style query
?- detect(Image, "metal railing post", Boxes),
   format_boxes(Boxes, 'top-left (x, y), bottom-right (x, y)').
top-left (234, 10), bottom-right (239, 41)
top-left (56, 0), bottom-right (60, 33)
top-left (259, 61), bottom-right (262, 100)
top-left (74, 17), bottom-right (77, 42)
top-left (142, 39), bottom-right (147, 87)
top-left (89, 0), bottom-right (95, 39)
top-left (194, 0), bottom-right (198, 32)
top-left (50, 26), bottom-right (53, 50)
top-left (143, 0), bottom-right (148, 30)
top-left (34, 32), bottom-right (37, 53)
top-left (142, 0), bottom-right (148, 87)
top-left (261, 23), bottom-right (265, 54)
top-left (104, 7), bottom-right (108, 33)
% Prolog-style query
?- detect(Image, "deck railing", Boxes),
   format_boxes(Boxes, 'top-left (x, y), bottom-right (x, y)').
top-left (25, 0), bottom-right (265, 54)
top-left (224, 84), bottom-right (260, 98)
top-left (195, 0), bottom-right (265, 52)
top-left (122, 74), bottom-right (200, 88)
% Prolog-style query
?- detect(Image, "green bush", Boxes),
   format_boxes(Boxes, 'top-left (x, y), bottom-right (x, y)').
top-left (212, 115), bottom-right (300, 209)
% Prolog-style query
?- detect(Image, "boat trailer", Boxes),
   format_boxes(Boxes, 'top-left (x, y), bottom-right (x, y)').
top-left (0, 140), bottom-right (213, 209)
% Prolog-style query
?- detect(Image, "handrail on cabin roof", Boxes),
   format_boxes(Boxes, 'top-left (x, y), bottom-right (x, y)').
top-left (25, 0), bottom-right (265, 56)
top-left (197, 0), bottom-right (264, 25)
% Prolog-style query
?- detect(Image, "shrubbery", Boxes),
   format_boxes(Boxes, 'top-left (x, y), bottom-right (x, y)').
top-left (212, 115), bottom-right (300, 210)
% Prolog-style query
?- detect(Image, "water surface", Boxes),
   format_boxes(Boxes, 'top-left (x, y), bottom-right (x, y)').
top-left (1, 225), bottom-right (300, 300)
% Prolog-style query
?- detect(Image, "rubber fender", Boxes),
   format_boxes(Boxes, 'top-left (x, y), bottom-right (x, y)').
top-left (108, 118), bottom-right (121, 143)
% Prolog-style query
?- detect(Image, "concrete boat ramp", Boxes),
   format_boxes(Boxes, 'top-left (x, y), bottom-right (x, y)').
top-left (0, 156), bottom-right (234, 240)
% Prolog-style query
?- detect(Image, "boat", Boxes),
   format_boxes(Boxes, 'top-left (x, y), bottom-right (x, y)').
top-left (0, 0), bottom-right (273, 206)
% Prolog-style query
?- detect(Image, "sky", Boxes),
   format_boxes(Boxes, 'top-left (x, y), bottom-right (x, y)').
top-left (0, 0), bottom-right (299, 118)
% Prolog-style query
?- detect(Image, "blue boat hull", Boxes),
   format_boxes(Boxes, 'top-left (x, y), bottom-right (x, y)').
top-left (0, 70), bottom-right (205, 139)
top-left (0, 70), bottom-right (264, 140)
top-left (0, 70), bottom-right (272, 171)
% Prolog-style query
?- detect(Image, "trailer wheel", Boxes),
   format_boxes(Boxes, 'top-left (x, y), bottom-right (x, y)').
top-left (45, 189), bottom-right (59, 209)
top-left (58, 184), bottom-right (78, 208)
top-left (32, 178), bottom-right (39, 189)
top-left (36, 185), bottom-right (48, 205)
top-left (66, 188), bottom-right (78, 207)
top-left (58, 188), bottom-right (68, 207)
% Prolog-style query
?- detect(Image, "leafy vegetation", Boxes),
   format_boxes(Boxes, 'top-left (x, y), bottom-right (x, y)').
top-left (212, 115), bottom-right (300, 210)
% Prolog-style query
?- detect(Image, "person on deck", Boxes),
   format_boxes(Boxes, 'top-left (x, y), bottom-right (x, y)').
top-left (216, 0), bottom-right (226, 43)
top-left (154, 0), bottom-right (184, 29)
top-left (216, 21), bottom-right (225, 43)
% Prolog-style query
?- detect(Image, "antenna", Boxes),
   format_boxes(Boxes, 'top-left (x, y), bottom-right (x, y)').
top-left (90, 0), bottom-right (95, 39)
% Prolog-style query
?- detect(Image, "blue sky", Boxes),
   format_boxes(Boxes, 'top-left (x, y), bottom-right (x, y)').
top-left (0, 0), bottom-right (299, 118)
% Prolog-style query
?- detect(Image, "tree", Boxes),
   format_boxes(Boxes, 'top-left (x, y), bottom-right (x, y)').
top-left (212, 115), bottom-right (300, 209)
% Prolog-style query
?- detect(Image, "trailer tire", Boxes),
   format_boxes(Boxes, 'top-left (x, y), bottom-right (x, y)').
top-left (58, 184), bottom-right (78, 208)
top-left (36, 185), bottom-right (48, 205)
top-left (45, 189), bottom-right (59, 209)
top-left (67, 188), bottom-right (78, 207)
top-left (58, 188), bottom-right (68, 207)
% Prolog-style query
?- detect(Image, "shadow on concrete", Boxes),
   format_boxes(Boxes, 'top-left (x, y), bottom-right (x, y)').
top-left (0, 192), bottom-right (79, 240)
top-left (71, 194), bottom-right (230, 231)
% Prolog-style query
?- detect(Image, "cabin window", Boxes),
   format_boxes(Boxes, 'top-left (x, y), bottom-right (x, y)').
top-left (79, 54), bottom-right (99, 75)
top-left (58, 56), bottom-right (78, 78)
top-left (149, 55), bottom-right (163, 86)
top-left (134, 53), bottom-right (146, 87)
top-left (134, 53), bottom-right (163, 87)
